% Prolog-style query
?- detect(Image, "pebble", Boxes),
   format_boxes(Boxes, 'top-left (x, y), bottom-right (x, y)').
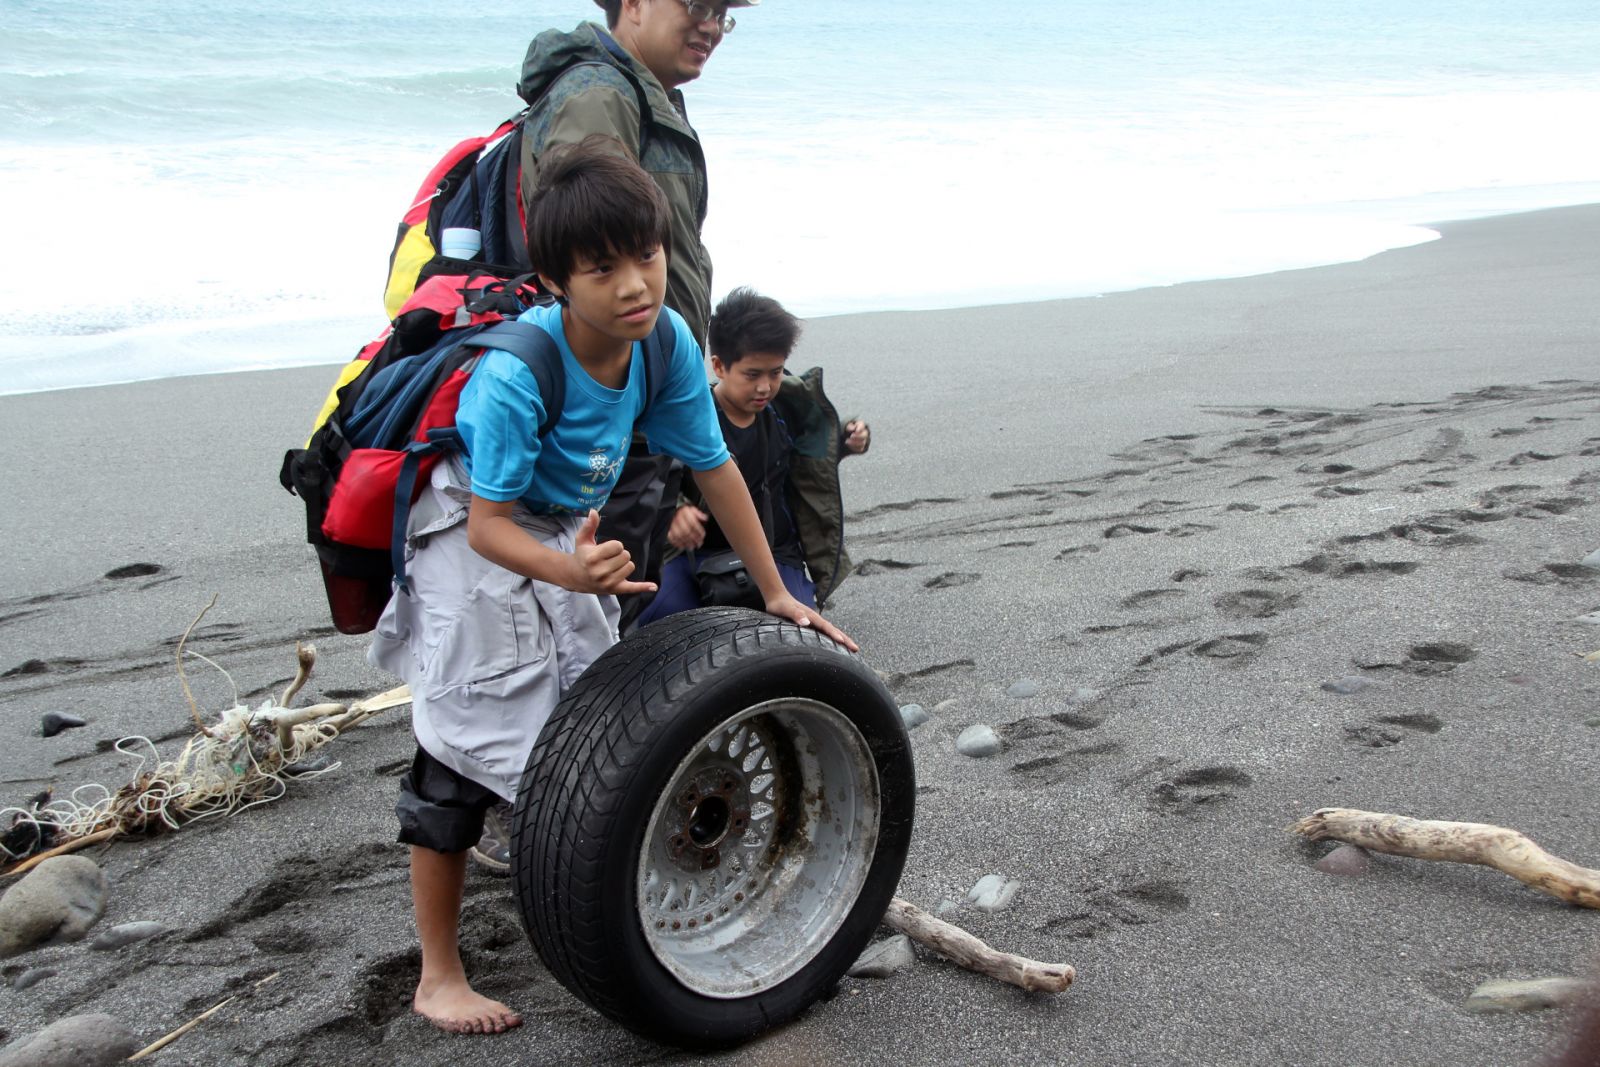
top-left (898, 703), bottom-right (929, 729)
top-left (1586, 717), bottom-right (1600, 729)
top-left (1462, 976), bottom-right (1588, 1014)
top-left (934, 898), bottom-right (960, 917)
top-left (1065, 687), bottom-right (1101, 705)
top-left (955, 725), bottom-right (1002, 758)
top-left (39, 712), bottom-right (87, 738)
top-left (1006, 679), bottom-right (1040, 699)
top-left (1314, 844), bottom-right (1371, 876)
top-left (12, 966), bottom-right (57, 990)
top-left (1580, 548), bottom-right (1600, 572)
top-left (847, 934), bottom-right (916, 979)
top-left (0, 1013), bottom-right (139, 1067)
top-left (967, 873), bottom-right (1021, 912)
top-left (1320, 676), bottom-right (1372, 695)
top-left (91, 921), bottom-right (167, 951)
top-left (0, 856), bottom-right (108, 958)
top-left (1570, 610), bottom-right (1600, 626)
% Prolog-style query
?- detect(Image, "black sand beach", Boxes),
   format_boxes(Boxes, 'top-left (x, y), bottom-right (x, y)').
top-left (3, 204), bottom-right (1599, 1065)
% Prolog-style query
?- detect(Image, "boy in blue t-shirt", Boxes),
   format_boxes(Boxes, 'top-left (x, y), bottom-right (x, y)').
top-left (368, 137), bottom-right (855, 1036)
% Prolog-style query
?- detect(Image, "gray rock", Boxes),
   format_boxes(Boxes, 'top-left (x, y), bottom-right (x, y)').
top-left (1006, 679), bottom-right (1040, 699)
top-left (967, 873), bottom-right (1021, 912)
top-left (955, 725), bottom-right (1002, 758)
top-left (1463, 976), bottom-right (1589, 1014)
top-left (1065, 687), bottom-right (1101, 705)
top-left (934, 897), bottom-right (960, 917)
top-left (12, 966), bottom-right (56, 990)
top-left (1580, 548), bottom-right (1600, 572)
top-left (847, 934), bottom-right (916, 979)
top-left (91, 921), bottom-right (167, 951)
top-left (39, 712), bottom-right (87, 738)
top-left (1586, 717), bottom-right (1600, 729)
top-left (1570, 610), bottom-right (1600, 626)
top-left (1314, 844), bottom-right (1370, 876)
top-left (899, 703), bottom-right (929, 729)
top-left (1321, 676), bottom-right (1373, 695)
top-left (0, 1013), bottom-right (139, 1067)
top-left (0, 856), bottom-right (108, 958)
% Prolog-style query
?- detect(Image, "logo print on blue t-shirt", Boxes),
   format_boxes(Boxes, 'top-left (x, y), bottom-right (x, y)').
top-left (586, 447), bottom-right (625, 485)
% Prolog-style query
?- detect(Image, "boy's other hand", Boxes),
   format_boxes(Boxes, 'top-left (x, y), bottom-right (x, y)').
top-left (667, 505), bottom-right (709, 550)
top-left (573, 509), bottom-right (658, 596)
top-left (764, 593), bottom-right (859, 653)
top-left (842, 419), bottom-right (871, 455)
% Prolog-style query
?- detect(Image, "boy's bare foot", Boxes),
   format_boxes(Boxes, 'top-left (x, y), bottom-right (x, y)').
top-left (413, 978), bottom-right (522, 1034)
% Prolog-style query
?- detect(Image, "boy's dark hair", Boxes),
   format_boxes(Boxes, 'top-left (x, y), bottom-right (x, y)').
top-left (595, 0), bottom-right (622, 28)
top-left (708, 287), bottom-right (802, 364)
top-left (525, 134), bottom-right (671, 292)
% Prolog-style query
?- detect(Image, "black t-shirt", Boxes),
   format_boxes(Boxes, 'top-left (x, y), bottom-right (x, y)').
top-left (701, 405), bottom-right (803, 567)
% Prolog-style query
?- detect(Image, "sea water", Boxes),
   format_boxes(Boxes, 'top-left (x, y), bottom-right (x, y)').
top-left (2, 0), bottom-right (1598, 394)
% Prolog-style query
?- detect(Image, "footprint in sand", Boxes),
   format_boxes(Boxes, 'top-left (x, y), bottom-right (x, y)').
top-left (1121, 589), bottom-right (1186, 609)
top-left (1055, 544), bottom-right (1103, 561)
top-left (1345, 712), bottom-right (1445, 747)
top-left (923, 572), bottom-right (980, 590)
top-left (1103, 523), bottom-right (1160, 539)
top-left (1165, 523), bottom-right (1217, 538)
top-left (854, 558), bottom-right (926, 576)
top-left (1402, 642), bottom-right (1477, 676)
top-left (104, 563), bottom-right (164, 580)
top-left (1501, 564), bottom-right (1598, 585)
top-left (1150, 766), bottom-right (1253, 813)
top-left (1191, 633), bottom-right (1269, 660)
top-left (1041, 879), bottom-right (1192, 939)
top-left (1214, 589), bottom-right (1300, 619)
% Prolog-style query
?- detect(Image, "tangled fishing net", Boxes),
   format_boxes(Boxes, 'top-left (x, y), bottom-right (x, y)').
top-left (1, 598), bottom-right (409, 875)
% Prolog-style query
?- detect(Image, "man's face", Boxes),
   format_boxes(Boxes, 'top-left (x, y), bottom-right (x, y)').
top-left (627, 0), bottom-right (728, 89)
top-left (711, 351), bottom-right (787, 423)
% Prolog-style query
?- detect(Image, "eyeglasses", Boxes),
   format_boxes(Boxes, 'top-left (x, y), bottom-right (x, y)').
top-left (679, 0), bottom-right (736, 33)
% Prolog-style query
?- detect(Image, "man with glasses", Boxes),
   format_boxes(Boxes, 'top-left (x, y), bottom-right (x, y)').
top-left (466, 0), bottom-right (758, 875)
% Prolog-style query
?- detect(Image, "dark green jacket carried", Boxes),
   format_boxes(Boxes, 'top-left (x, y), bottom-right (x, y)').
top-left (772, 368), bottom-right (853, 607)
top-left (517, 23), bottom-right (713, 344)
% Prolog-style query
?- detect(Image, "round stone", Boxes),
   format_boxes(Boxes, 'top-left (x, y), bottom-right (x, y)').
top-left (955, 725), bottom-right (1002, 758)
top-left (899, 703), bottom-right (930, 729)
top-left (1006, 679), bottom-right (1040, 699)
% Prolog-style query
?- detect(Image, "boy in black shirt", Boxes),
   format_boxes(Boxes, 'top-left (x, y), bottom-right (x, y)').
top-left (635, 287), bottom-right (869, 624)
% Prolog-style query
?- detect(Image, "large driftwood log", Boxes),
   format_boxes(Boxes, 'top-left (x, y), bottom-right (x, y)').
top-left (884, 897), bottom-right (1075, 992)
top-left (1290, 808), bottom-right (1600, 909)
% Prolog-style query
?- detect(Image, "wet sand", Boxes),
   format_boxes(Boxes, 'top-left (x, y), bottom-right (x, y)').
top-left (3, 204), bottom-right (1599, 1065)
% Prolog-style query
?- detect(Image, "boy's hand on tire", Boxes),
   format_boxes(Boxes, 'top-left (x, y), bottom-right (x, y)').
top-left (573, 509), bottom-right (658, 596)
top-left (764, 593), bottom-right (858, 653)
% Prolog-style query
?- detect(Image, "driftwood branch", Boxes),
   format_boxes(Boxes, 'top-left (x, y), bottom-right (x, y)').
top-left (884, 897), bottom-right (1075, 992)
top-left (129, 971), bottom-right (280, 1060)
top-left (0, 827), bottom-right (118, 879)
top-left (1290, 808), bottom-right (1600, 909)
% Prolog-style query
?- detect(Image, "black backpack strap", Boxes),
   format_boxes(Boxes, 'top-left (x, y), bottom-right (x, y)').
top-left (388, 319), bottom-right (567, 590)
top-left (474, 320), bottom-right (566, 435)
top-left (639, 313), bottom-right (675, 418)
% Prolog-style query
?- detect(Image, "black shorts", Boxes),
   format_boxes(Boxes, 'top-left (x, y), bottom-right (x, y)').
top-left (394, 746), bottom-right (506, 853)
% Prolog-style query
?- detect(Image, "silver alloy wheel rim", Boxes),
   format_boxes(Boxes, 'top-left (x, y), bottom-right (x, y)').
top-left (636, 698), bottom-right (881, 999)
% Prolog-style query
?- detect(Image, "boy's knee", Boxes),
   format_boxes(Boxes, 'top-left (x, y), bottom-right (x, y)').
top-left (396, 748), bottom-right (503, 853)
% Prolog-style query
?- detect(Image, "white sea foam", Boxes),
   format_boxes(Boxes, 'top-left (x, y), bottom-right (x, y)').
top-left (3, 0), bottom-right (1598, 394)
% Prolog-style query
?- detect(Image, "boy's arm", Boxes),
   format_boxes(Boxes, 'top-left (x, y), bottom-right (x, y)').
top-left (693, 461), bottom-right (858, 652)
top-left (467, 497), bottom-right (656, 596)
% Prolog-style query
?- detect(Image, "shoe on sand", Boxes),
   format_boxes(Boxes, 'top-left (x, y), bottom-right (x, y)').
top-left (470, 801), bottom-right (512, 876)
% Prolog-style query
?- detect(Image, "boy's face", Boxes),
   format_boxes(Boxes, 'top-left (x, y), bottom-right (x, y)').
top-left (710, 350), bottom-right (787, 422)
top-left (543, 243), bottom-right (667, 347)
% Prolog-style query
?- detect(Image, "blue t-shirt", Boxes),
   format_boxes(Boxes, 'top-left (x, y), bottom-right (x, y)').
top-left (455, 304), bottom-right (728, 514)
